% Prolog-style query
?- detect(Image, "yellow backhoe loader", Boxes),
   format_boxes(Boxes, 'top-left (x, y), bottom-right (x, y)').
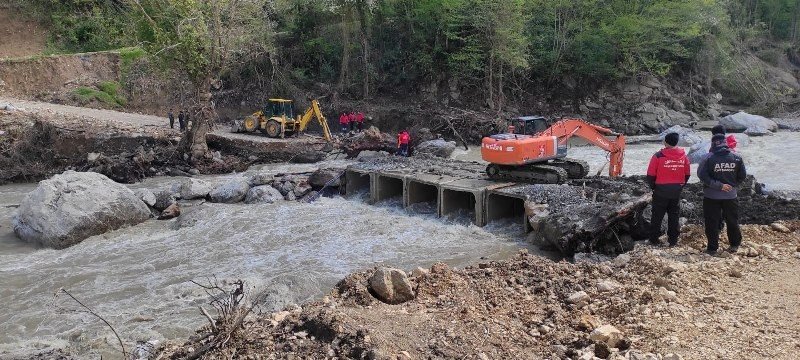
top-left (233, 98), bottom-right (332, 141)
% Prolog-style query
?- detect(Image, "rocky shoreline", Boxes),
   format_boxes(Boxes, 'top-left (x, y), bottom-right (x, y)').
top-left (154, 222), bottom-right (800, 360)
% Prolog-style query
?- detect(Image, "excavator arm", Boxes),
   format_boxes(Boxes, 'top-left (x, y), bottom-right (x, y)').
top-left (541, 118), bottom-right (626, 177)
top-left (297, 99), bottom-right (332, 141)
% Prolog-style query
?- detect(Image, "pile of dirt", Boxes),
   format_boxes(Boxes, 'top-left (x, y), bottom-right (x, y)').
top-left (158, 222), bottom-right (800, 359)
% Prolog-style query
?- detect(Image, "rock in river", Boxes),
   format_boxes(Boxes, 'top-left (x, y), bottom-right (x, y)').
top-left (245, 185), bottom-right (284, 204)
top-left (414, 139), bottom-right (457, 158)
top-left (309, 167), bottom-right (344, 188)
top-left (179, 178), bottom-right (213, 200)
top-left (209, 178), bottom-right (250, 203)
top-left (720, 112), bottom-right (777, 133)
top-left (13, 171), bottom-right (151, 249)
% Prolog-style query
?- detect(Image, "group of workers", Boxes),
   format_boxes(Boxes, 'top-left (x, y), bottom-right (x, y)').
top-left (646, 125), bottom-right (746, 255)
top-left (339, 112), bottom-right (366, 132)
top-left (167, 108), bottom-right (189, 131)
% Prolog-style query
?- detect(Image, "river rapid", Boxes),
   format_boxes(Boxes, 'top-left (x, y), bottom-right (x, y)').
top-left (0, 162), bottom-right (533, 358)
top-left (2, 131), bottom-right (798, 358)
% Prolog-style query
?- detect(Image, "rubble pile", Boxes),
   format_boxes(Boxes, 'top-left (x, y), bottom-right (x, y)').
top-left (521, 178), bottom-right (653, 254)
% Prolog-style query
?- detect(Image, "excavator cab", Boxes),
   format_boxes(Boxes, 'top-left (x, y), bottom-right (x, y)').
top-left (510, 116), bottom-right (550, 136)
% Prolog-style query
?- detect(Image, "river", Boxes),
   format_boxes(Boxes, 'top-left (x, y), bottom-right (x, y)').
top-left (0, 163), bottom-right (533, 358)
top-left (2, 131), bottom-right (798, 358)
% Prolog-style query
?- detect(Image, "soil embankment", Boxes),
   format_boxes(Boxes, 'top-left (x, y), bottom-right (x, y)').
top-left (0, 7), bottom-right (47, 59)
top-left (159, 223), bottom-right (800, 359)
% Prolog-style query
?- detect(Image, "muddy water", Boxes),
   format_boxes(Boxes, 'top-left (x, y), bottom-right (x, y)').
top-left (452, 131), bottom-right (800, 191)
top-left (0, 165), bottom-right (532, 357)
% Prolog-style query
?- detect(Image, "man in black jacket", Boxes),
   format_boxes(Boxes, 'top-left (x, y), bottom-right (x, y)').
top-left (697, 134), bottom-right (747, 254)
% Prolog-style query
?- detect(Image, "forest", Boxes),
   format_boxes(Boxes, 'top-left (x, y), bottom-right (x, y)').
top-left (13, 0), bottom-right (800, 112)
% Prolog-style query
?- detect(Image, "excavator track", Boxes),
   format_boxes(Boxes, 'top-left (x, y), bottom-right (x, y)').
top-left (550, 158), bottom-right (590, 179)
top-left (486, 163), bottom-right (568, 184)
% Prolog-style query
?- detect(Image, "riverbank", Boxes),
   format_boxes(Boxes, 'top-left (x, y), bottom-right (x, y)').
top-left (158, 222), bottom-right (800, 360)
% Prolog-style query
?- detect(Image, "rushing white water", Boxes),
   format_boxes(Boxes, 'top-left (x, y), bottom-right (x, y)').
top-left (452, 131), bottom-right (800, 191)
top-left (0, 166), bottom-right (532, 358)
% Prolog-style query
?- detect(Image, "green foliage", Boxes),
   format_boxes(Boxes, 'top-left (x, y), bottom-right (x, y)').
top-left (73, 81), bottom-right (127, 107)
top-left (23, 0), bottom-right (132, 53)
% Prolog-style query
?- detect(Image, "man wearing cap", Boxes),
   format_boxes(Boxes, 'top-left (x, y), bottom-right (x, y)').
top-left (646, 132), bottom-right (691, 247)
top-left (697, 134), bottom-right (747, 254)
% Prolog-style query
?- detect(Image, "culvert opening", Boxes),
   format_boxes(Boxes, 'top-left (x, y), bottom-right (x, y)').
top-left (407, 181), bottom-right (438, 214)
top-left (486, 193), bottom-right (528, 231)
top-left (375, 175), bottom-right (404, 202)
top-left (345, 171), bottom-right (371, 197)
top-left (441, 189), bottom-right (476, 223)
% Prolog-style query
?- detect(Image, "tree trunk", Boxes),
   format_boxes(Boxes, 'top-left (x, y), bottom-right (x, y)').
top-left (357, 1), bottom-right (370, 99)
top-left (186, 77), bottom-right (213, 161)
top-left (337, 11), bottom-right (351, 94)
top-left (487, 54), bottom-right (495, 109)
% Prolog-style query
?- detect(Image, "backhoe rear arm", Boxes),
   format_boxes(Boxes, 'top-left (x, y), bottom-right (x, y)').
top-left (298, 99), bottom-right (332, 141)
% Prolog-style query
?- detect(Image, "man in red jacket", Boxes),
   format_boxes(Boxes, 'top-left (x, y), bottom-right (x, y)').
top-left (397, 130), bottom-right (410, 156)
top-left (339, 112), bottom-right (349, 133)
top-left (348, 112), bottom-right (357, 132)
top-left (646, 132), bottom-right (691, 247)
top-left (356, 111), bottom-right (365, 131)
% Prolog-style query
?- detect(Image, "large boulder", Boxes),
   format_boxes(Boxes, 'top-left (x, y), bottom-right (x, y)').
top-left (209, 178), bottom-right (250, 203)
top-left (720, 112), bottom-right (778, 133)
top-left (658, 125), bottom-right (703, 147)
top-left (368, 267), bottom-right (416, 304)
top-left (179, 178), bottom-right (213, 200)
top-left (309, 168), bottom-right (344, 188)
top-left (244, 185), bottom-right (284, 204)
top-left (13, 171), bottom-right (151, 249)
top-left (414, 139), bottom-right (457, 158)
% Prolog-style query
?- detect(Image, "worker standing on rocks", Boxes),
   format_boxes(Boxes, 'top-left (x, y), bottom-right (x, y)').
top-left (339, 112), bottom-right (349, 133)
top-left (646, 132), bottom-right (691, 247)
top-left (348, 112), bottom-right (357, 132)
top-left (698, 134), bottom-right (747, 255)
top-left (397, 130), bottom-right (410, 156)
top-left (356, 111), bottom-right (365, 132)
top-left (168, 108), bottom-right (175, 129)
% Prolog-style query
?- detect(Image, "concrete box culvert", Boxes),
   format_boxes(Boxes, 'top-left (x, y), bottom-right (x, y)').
top-left (441, 189), bottom-right (478, 224)
top-left (375, 174), bottom-right (404, 202)
top-left (486, 193), bottom-right (530, 232)
top-left (406, 181), bottom-right (438, 209)
top-left (345, 170), bottom-right (371, 197)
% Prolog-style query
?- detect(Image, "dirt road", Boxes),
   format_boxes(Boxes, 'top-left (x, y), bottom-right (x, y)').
top-left (0, 97), bottom-right (305, 143)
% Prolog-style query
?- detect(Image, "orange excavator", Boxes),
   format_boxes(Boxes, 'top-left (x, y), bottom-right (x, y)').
top-left (481, 117), bottom-right (625, 183)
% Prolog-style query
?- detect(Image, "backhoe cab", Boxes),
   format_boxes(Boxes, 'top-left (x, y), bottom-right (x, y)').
top-left (234, 98), bottom-right (332, 141)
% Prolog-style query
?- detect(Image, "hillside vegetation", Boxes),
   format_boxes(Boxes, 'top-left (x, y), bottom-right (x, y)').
top-left (7, 1), bottom-right (800, 135)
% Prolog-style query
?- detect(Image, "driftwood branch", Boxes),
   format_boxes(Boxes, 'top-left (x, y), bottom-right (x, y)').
top-left (55, 288), bottom-right (127, 358)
